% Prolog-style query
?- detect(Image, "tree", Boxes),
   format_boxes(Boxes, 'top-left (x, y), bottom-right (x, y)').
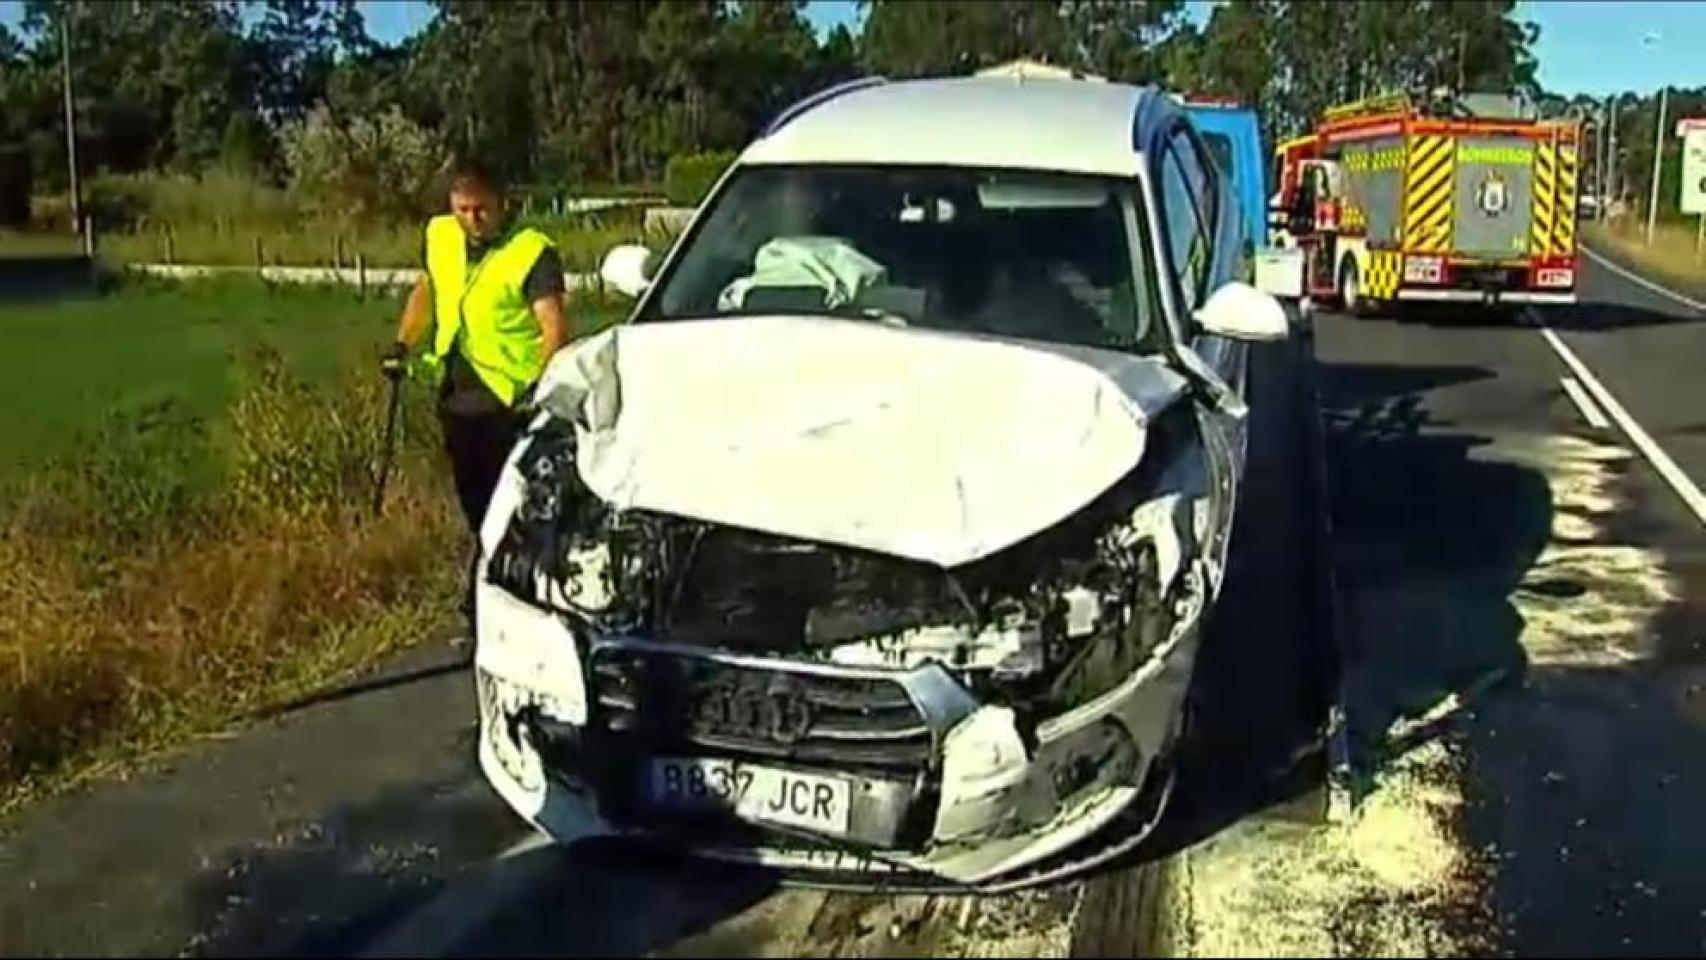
top-left (859, 1), bottom-right (1074, 78)
top-left (280, 102), bottom-right (438, 223)
top-left (1165, 1), bottom-right (1275, 101)
top-left (1061, 0), bottom-right (1186, 83)
top-left (248, 0), bottom-right (373, 128)
top-left (1255, 1), bottom-right (1541, 139)
top-left (408, 1), bottom-right (540, 182)
top-left (814, 23), bottom-right (860, 88)
top-left (219, 110), bottom-right (272, 176)
top-left (637, 1), bottom-right (729, 168)
top-left (1606, 85), bottom-right (1706, 221)
top-left (16, 1), bottom-right (249, 174)
top-left (719, 1), bottom-right (823, 137)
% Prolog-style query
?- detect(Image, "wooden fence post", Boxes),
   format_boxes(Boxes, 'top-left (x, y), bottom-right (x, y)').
top-left (357, 253), bottom-right (367, 300)
top-left (254, 236), bottom-right (264, 271)
top-left (164, 227), bottom-right (175, 265)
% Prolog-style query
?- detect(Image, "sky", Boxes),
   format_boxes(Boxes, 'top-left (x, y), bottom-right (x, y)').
top-left (3, 0), bottom-right (1702, 99)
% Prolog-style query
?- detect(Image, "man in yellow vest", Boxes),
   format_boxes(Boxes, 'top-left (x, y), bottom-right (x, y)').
top-left (383, 158), bottom-right (571, 622)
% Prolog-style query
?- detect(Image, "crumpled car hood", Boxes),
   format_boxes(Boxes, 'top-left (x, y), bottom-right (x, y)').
top-left (535, 315), bottom-right (1189, 567)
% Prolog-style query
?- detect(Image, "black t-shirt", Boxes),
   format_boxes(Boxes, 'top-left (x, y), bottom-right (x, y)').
top-left (430, 225), bottom-right (564, 414)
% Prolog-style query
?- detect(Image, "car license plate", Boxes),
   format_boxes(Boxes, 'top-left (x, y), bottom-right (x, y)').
top-left (649, 757), bottom-right (851, 835)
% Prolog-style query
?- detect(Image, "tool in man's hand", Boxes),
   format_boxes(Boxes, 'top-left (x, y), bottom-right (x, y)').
top-left (373, 341), bottom-right (408, 517)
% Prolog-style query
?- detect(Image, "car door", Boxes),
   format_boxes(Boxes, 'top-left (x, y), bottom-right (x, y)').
top-left (1156, 123), bottom-right (1245, 581)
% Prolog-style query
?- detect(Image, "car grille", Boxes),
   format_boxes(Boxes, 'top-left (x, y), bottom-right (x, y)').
top-left (588, 646), bottom-right (934, 778)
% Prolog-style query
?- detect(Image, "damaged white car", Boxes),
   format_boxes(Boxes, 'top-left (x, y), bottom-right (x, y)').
top-left (472, 75), bottom-right (1288, 890)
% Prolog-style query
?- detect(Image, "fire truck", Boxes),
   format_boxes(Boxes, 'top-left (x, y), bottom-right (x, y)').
top-left (1260, 92), bottom-right (1582, 314)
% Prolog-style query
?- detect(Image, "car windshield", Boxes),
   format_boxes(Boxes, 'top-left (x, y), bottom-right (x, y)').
top-left (639, 165), bottom-right (1163, 353)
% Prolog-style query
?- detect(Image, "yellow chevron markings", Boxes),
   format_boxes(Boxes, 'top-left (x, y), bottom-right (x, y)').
top-left (1405, 135), bottom-right (1455, 252)
top-left (1552, 142), bottom-right (1578, 255)
top-left (1531, 137), bottom-right (1558, 254)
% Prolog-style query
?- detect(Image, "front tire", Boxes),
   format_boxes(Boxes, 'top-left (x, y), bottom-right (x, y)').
top-left (1339, 259), bottom-right (1367, 317)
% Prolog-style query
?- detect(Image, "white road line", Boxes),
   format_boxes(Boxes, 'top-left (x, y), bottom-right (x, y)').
top-left (1535, 318), bottom-right (1706, 529)
top-left (1559, 376), bottom-right (1611, 430)
top-left (1581, 244), bottom-right (1706, 312)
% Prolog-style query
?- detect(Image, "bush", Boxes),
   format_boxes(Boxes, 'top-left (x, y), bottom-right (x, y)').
top-left (281, 105), bottom-right (442, 225)
top-left (81, 170), bottom-right (296, 235)
top-left (664, 150), bottom-right (737, 207)
top-left (82, 175), bottom-right (154, 230)
top-left (219, 112), bottom-right (274, 178)
top-left (223, 345), bottom-right (390, 522)
top-left (0, 144), bottom-right (29, 228)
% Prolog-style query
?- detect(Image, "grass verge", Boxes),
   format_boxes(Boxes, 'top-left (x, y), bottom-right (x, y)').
top-left (1583, 218), bottom-right (1706, 298)
top-left (0, 277), bottom-right (629, 818)
top-left (0, 346), bottom-right (462, 817)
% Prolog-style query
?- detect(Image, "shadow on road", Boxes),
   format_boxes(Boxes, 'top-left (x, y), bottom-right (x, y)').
top-left (175, 747), bottom-right (526, 958)
top-left (439, 843), bottom-right (780, 958)
top-left (1383, 298), bottom-right (1701, 331)
top-left (1142, 348), bottom-right (1553, 854)
top-left (1129, 334), bottom-right (1345, 859)
top-left (1316, 359), bottom-right (1549, 777)
top-left (1543, 298), bottom-right (1705, 330)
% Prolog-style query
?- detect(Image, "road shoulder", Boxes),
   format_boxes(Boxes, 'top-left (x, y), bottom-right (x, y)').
top-left (0, 640), bottom-right (521, 957)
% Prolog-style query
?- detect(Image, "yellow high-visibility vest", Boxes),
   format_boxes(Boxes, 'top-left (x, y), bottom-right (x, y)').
top-left (424, 215), bottom-right (553, 407)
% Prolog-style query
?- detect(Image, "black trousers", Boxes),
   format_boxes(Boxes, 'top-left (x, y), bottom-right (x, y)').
top-left (439, 403), bottom-right (525, 537)
top-left (439, 401), bottom-right (525, 623)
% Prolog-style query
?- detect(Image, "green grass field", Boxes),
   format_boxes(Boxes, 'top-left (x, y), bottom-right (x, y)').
top-left (0, 277), bottom-right (629, 476)
top-left (2, 279), bottom-right (395, 475)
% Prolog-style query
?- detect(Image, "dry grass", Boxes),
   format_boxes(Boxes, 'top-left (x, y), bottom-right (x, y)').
top-left (0, 348), bottom-right (462, 813)
top-left (1585, 218), bottom-right (1706, 294)
top-left (0, 229), bottom-right (82, 259)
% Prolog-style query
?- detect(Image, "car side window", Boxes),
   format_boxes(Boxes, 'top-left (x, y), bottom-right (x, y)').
top-left (1176, 130), bottom-right (1219, 230)
top-left (1160, 142), bottom-right (1211, 312)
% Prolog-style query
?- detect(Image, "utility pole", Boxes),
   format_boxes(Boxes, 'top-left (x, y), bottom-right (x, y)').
top-left (1647, 84), bottom-right (1668, 244)
top-left (59, 5), bottom-right (81, 236)
top-left (1590, 109), bottom-right (1602, 215)
top-left (1456, 31), bottom-right (1466, 95)
top-left (1607, 95), bottom-right (1619, 208)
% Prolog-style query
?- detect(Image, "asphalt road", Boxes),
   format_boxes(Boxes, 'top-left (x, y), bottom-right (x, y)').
top-left (0, 319), bottom-right (1331, 956)
top-left (1312, 250), bottom-right (1706, 955)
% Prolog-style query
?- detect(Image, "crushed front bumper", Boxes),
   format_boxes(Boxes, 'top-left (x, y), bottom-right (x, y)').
top-left (472, 564), bottom-right (1208, 889)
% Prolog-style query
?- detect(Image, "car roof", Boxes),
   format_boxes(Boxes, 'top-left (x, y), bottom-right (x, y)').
top-left (741, 76), bottom-right (1175, 178)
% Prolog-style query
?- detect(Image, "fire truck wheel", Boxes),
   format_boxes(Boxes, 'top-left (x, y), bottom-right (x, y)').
top-left (1339, 259), bottom-right (1368, 317)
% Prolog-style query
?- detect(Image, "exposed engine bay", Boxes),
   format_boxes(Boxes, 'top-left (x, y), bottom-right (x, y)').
top-left (486, 408), bottom-right (1191, 719)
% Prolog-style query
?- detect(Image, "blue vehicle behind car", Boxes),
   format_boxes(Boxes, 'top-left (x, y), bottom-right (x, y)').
top-left (1181, 98), bottom-right (1268, 253)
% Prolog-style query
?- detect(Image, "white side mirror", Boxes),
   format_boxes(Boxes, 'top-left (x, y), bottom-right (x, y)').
top-left (600, 244), bottom-right (656, 299)
top-left (1194, 281), bottom-right (1290, 342)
